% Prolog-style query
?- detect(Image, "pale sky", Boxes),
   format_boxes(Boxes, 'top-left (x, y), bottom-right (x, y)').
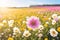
top-left (0, 0), bottom-right (60, 7)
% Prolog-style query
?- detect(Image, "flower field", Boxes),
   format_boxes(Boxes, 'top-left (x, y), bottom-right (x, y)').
top-left (0, 7), bottom-right (60, 40)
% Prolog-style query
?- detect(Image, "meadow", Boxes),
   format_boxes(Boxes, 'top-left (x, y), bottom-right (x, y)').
top-left (0, 7), bottom-right (60, 40)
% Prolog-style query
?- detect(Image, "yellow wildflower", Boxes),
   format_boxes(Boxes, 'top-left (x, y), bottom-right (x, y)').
top-left (57, 27), bottom-right (60, 32)
top-left (8, 37), bottom-right (14, 40)
top-left (28, 28), bottom-right (32, 31)
top-left (44, 24), bottom-right (48, 27)
top-left (44, 38), bottom-right (48, 40)
top-left (20, 27), bottom-right (25, 32)
top-left (43, 17), bottom-right (48, 21)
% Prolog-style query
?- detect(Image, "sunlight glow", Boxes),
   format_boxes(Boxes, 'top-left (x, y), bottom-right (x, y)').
top-left (0, 7), bottom-right (9, 14)
top-left (0, 0), bottom-right (9, 7)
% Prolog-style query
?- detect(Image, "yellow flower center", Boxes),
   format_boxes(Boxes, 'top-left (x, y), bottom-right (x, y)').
top-left (52, 31), bottom-right (56, 35)
top-left (8, 37), bottom-right (14, 40)
top-left (26, 33), bottom-right (29, 36)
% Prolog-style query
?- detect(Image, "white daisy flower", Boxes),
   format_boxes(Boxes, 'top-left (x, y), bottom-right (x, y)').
top-left (52, 14), bottom-right (57, 19)
top-left (23, 30), bottom-right (31, 37)
top-left (58, 16), bottom-right (60, 20)
top-left (13, 32), bottom-right (16, 35)
top-left (8, 20), bottom-right (14, 27)
top-left (49, 28), bottom-right (58, 37)
top-left (2, 20), bottom-right (7, 23)
top-left (38, 25), bottom-right (44, 31)
top-left (48, 18), bottom-right (51, 20)
top-left (1, 33), bottom-right (4, 35)
top-left (46, 22), bottom-right (49, 24)
top-left (38, 33), bottom-right (43, 38)
top-left (52, 20), bottom-right (56, 25)
top-left (13, 27), bottom-right (21, 33)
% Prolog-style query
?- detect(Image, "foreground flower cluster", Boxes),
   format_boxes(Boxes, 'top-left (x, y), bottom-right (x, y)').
top-left (0, 12), bottom-right (60, 40)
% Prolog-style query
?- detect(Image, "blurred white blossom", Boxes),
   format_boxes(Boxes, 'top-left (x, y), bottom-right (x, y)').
top-left (49, 28), bottom-right (58, 37)
top-left (52, 20), bottom-right (56, 25)
top-left (23, 30), bottom-right (31, 37)
top-left (8, 20), bottom-right (14, 27)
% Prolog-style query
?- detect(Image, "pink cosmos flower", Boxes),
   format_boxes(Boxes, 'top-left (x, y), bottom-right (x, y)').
top-left (26, 16), bottom-right (40, 29)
